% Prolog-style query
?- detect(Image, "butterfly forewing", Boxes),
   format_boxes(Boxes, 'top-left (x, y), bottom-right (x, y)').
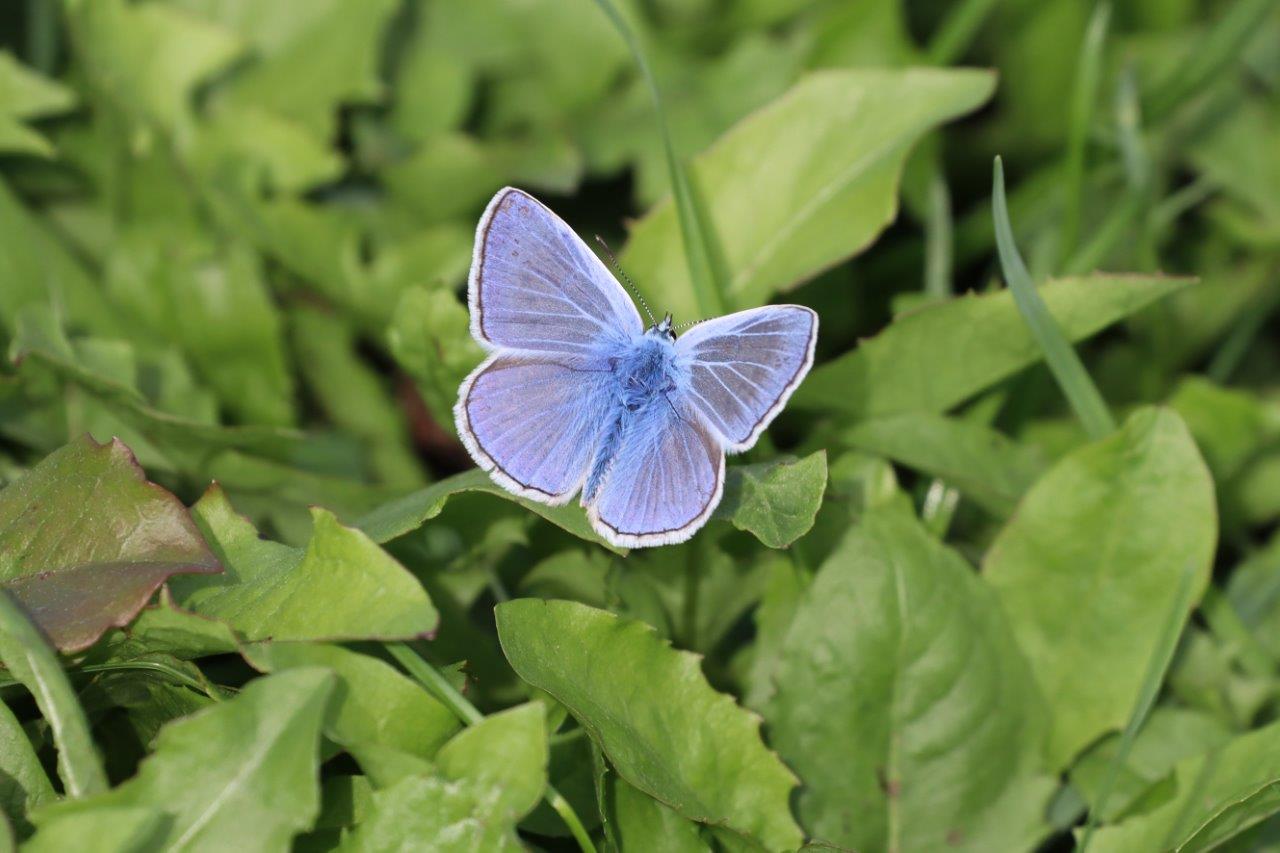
top-left (469, 188), bottom-right (643, 355)
top-left (675, 305), bottom-right (818, 452)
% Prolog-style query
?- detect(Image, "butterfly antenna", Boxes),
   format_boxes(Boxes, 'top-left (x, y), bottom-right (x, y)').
top-left (675, 318), bottom-right (707, 331)
top-left (595, 235), bottom-right (656, 325)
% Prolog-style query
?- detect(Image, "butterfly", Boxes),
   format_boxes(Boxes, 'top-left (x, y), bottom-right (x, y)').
top-left (454, 188), bottom-right (818, 548)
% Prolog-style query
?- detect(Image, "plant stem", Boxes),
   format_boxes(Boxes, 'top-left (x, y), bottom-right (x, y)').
top-left (992, 157), bottom-right (1116, 440)
top-left (1060, 3), bottom-right (1111, 268)
top-left (924, 170), bottom-right (953, 300)
top-left (387, 643), bottom-right (597, 853)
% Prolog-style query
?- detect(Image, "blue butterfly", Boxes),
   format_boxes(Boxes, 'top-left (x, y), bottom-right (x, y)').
top-left (455, 188), bottom-right (818, 548)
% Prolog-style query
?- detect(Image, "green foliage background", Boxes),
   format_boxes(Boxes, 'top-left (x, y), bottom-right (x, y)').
top-left (0, 0), bottom-right (1277, 850)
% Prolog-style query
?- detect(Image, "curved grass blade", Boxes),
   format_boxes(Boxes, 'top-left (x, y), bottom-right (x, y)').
top-left (0, 591), bottom-right (106, 797)
top-left (589, 0), bottom-right (728, 317)
top-left (1060, 3), bottom-right (1111, 267)
top-left (926, 0), bottom-right (999, 65)
top-left (992, 157), bottom-right (1116, 439)
top-left (1077, 561), bottom-right (1200, 852)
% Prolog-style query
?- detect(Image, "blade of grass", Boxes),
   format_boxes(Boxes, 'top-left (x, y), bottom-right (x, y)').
top-left (1144, 0), bottom-right (1276, 123)
top-left (1208, 284), bottom-right (1280, 384)
top-left (926, 0), bottom-right (1000, 65)
top-left (1077, 561), bottom-right (1200, 851)
top-left (386, 643), bottom-right (597, 853)
top-left (0, 659), bottom-right (230, 701)
top-left (590, 0), bottom-right (728, 318)
top-left (924, 169), bottom-right (954, 300)
top-left (0, 590), bottom-right (107, 797)
top-left (992, 157), bottom-right (1116, 439)
top-left (1060, 3), bottom-right (1111, 268)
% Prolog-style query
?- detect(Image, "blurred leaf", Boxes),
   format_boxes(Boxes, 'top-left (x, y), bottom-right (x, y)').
top-left (65, 0), bottom-right (242, 135)
top-left (622, 68), bottom-right (995, 317)
top-left (797, 275), bottom-right (1191, 418)
top-left (766, 506), bottom-right (1054, 852)
top-left (0, 51), bottom-right (75, 157)
top-left (714, 452), bottom-right (827, 548)
top-left (496, 599), bottom-right (803, 851)
top-left (0, 697), bottom-right (55, 837)
top-left (22, 806), bottom-right (166, 853)
top-left (1086, 719), bottom-right (1280, 852)
top-left (843, 413), bottom-right (1045, 517)
top-left (985, 407), bottom-right (1217, 768)
top-left (355, 468), bottom-right (622, 554)
top-left (32, 668), bottom-right (334, 851)
top-left (1071, 707), bottom-right (1232, 823)
top-left (0, 436), bottom-right (220, 652)
top-left (0, 591), bottom-right (105, 798)
top-left (243, 642), bottom-right (459, 761)
top-left (387, 284), bottom-right (484, 433)
top-left (174, 485), bottom-right (437, 642)
top-left (191, 104), bottom-right (344, 193)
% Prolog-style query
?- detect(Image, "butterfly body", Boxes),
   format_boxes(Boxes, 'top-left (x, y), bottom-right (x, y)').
top-left (457, 188), bottom-right (818, 548)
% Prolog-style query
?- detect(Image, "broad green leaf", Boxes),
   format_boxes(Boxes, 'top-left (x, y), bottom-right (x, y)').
top-left (842, 413), bottom-right (1045, 517)
top-left (713, 452), bottom-right (827, 548)
top-left (65, 0), bottom-right (242, 134)
top-left (766, 507), bottom-right (1054, 852)
top-left (606, 770), bottom-right (710, 852)
top-left (190, 104), bottom-right (343, 193)
top-left (495, 599), bottom-right (802, 851)
top-left (796, 274), bottom-right (1191, 417)
top-left (0, 51), bottom-right (75, 157)
top-left (175, 486), bottom-right (437, 642)
top-left (435, 703), bottom-right (548, 823)
top-left (1188, 97), bottom-right (1280, 238)
top-left (243, 643), bottom-right (459, 761)
top-left (621, 68), bottom-right (995, 317)
top-left (1087, 719), bottom-right (1280, 852)
top-left (94, 590), bottom-right (240, 663)
top-left (0, 697), bottom-right (54, 836)
top-left (355, 468), bottom-right (621, 554)
top-left (33, 668), bottom-right (334, 852)
top-left (1071, 707), bottom-right (1232, 823)
top-left (387, 285), bottom-right (484, 433)
top-left (342, 774), bottom-right (522, 853)
top-left (23, 806), bottom-right (166, 853)
top-left (0, 591), bottom-right (105, 798)
top-left (0, 436), bottom-right (220, 652)
top-left (984, 407), bottom-right (1217, 768)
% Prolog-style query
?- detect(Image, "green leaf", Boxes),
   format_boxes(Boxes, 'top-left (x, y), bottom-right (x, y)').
top-left (495, 599), bottom-right (802, 851)
top-left (604, 770), bottom-right (710, 852)
top-left (842, 413), bottom-right (1045, 517)
top-left (0, 591), bottom-right (106, 798)
top-left (0, 436), bottom-right (220, 653)
top-left (621, 68), bottom-right (995, 318)
top-left (65, 0), bottom-right (242, 134)
top-left (1086, 719), bottom-right (1280, 852)
top-left (386, 284), bottom-right (485, 434)
top-left (796, 274), bottom-right (1191, 418)
top-left (0, 696), bottom-right (55, 836)
top-left (33, 668), bottom-right (335, 851)
top-left (435, 703), bottom-right (548, 823)
top-left (0, 51), bottom-right (76, 157)
top-left (22, 806), bottom-right (166, 853)
top-left (713, 452), bottom-right (827, 548)
top-left (174, 486), bottom-right (437, 642)
top-left (342, 774), bottom-right (522, 853)
top-left (1070, 707), bottom-right (1232, 823)
top-left (243, 643), bottom-right (460, 761)
top-left (355, 468), bottom-right (622, 554)
top-left (766, 506), bottom-right (1054, 852)
top-left (984, 407), bottom-right (1218, 768)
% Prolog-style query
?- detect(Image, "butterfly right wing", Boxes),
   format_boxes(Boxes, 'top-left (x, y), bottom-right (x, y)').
top-left (456, 353), bottom-right (616, 505)
top-left (469, 187), bottom-right (644, 355)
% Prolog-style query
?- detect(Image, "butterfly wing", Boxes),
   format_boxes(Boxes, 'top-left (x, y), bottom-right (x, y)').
top-left (469, 187), bottom-right (644, 355)
top-left (674, 305), bottom-right (818, 452)
top-left (585, 396), bottom-right (725, 548)
top-left (456, 353), bottom-right (615, 504)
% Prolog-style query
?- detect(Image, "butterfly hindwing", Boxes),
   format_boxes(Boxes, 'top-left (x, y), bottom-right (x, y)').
top-left (586, 394), bottom-right (725, 548)
top-left (469, 187), bottom-right (643, 355)
top-left (457, 353), bottom-right (615, 504)
top-left (675, 305), bottom-right (818, 452)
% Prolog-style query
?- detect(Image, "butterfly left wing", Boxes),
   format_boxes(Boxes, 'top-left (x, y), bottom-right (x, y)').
top-left (470, 187), bottom-right (643, 355)
top-left (585, 395), bottom-right (725, 548)
top-left (674, 305), bottom-right (818, 452)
